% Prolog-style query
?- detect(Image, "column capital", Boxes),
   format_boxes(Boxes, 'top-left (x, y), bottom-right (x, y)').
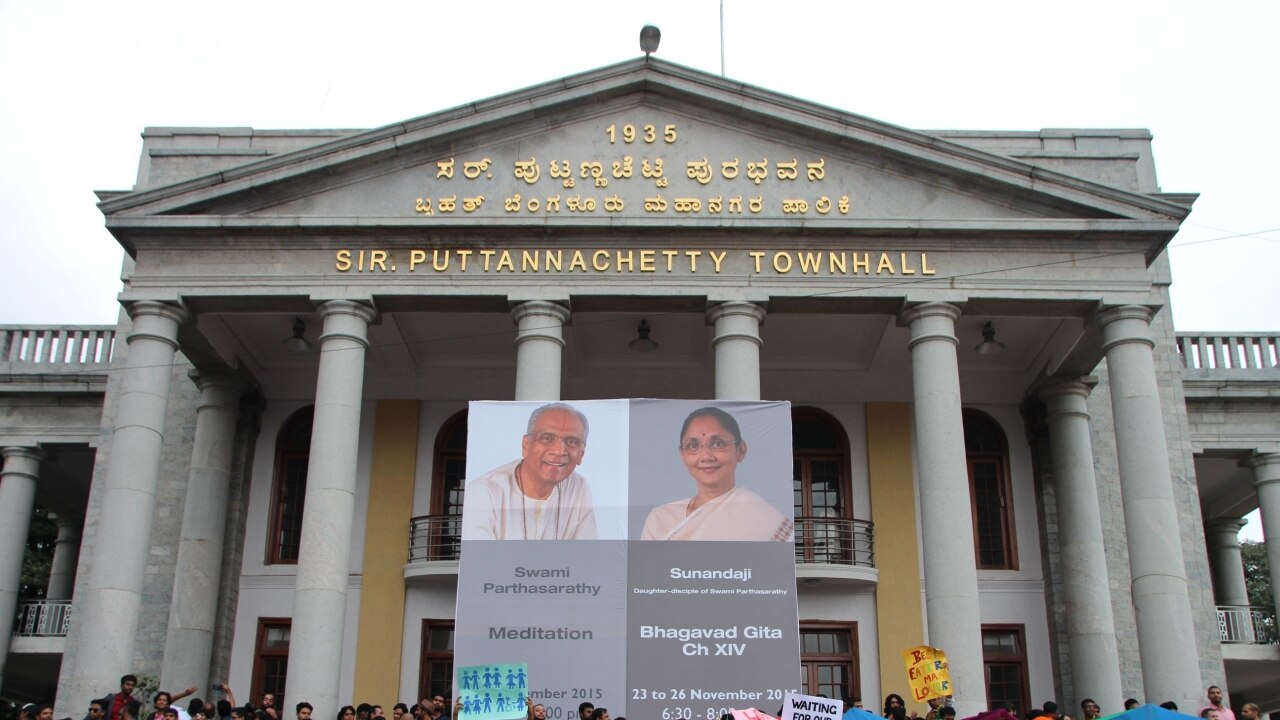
top-left (190, 369), bottom-right (247, 413)
top-left (188, 367), bottom-right (246, 393)
top-left (48, 513), bottom-right (84, 532)
top-left (316, 300), bottom-right (376, 347)
top-left (1245, 452), bottom-right (1280, 486)
top-left (1038, 377), bottom-right (1098, 421)
top-left (1037, 376), bottom-right (1097, 402)
top-left (126, 299), bottom-right (189, 324)
top-left (511, 299), bottom-right (571, 322)
top-left (900, 301), bottom-right (962, 325)
top-left (511, 301), bottom-right (570, 349)
top-left (706, 300), bottom-right (767, 326)
top-left (900, 302), bottom-right (961, 350)
top-left (1095, 305), bottom-right (1157, 352)
top-left (124, 300), bottom-right (189, 350)
top-left (2, 445), bottom-right (47, 466)
top-left (1205, 517), bottom-right (1247, 547)
top-left (707, 301), bottom-right (766, 350)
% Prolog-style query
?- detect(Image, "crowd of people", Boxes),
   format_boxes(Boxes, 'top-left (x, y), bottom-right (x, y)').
top-left (12, 677), bottom-right (1266, 720)
top-left (841, 686), bottom-right (1265, 720)
top-left (10, 677), bottom-right (461, 720)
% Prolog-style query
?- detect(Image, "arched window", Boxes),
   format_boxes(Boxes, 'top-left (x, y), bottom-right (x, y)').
top-left (792, 408), bottom-right (850, 563)
top-left (426, 409), bottom-right (468, 560)
top-left (268, 406), bottom-right (313, 564)
top-left (964, 409), bottom-right (1016, 569)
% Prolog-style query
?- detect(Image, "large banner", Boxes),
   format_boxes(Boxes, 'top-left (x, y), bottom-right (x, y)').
top-left (455, 400), bottom-right (800, 719)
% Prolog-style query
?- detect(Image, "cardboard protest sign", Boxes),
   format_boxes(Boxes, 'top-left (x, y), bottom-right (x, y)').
top-left (781, 692), bottom-right (842, 720)
top-left (901, 646), bottom-right (952, 702)
top-left (454, 663), bottom-right (530, 720)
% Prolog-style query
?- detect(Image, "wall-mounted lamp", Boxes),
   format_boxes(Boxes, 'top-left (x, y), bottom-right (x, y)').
top-left (628, 319), bottom-right (659, 352)
top-left (282, 317), bottom-right (314, 353)
top-left (974, 321), bottom-right (1006, 355)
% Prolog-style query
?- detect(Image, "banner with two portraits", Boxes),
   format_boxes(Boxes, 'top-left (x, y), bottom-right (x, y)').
top-left (455, 400), bottom-right (801, 719)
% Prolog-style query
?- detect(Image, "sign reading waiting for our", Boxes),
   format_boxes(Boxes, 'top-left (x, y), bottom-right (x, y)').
top-left (781, 691), bottom-right (842, 720)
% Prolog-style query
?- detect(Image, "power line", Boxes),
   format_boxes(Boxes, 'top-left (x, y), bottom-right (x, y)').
top-left (22, 225), bottom-right (1263, 384)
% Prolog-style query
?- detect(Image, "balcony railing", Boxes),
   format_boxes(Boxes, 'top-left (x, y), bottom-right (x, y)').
top-left (409, 514), bottom-right (875, 568)
top-left (410, 514), bottom-right (462, 562)
top-left (1216, 605), bottom-right (1277, 644)
top-left (794, 517), bottom-right (875, 567)
top-left (0, 326), bottom-right (117, 369)
top-left (1177, 333), bottom-right (1279, 371)
top-left (13, 600), bottom-right (72, 637)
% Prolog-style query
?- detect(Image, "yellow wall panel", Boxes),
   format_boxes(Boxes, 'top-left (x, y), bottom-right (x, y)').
top-left (354, 400), bottom-right (420, 703)
top-left (866, 403), bottom-right (925, 708)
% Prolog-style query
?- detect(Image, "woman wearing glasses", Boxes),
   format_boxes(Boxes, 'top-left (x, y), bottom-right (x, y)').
top-left (641, 407), bottom-right (793, 541)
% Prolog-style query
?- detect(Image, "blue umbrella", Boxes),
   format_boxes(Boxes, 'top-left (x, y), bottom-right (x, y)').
top-left (1098, 706), bottom-right (1203, 720)
top-left (844, 708), bottom-right (882, 720)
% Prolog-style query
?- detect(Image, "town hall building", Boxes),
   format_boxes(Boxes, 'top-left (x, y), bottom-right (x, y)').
top-left (1, 56), bottom-right (1277, 719)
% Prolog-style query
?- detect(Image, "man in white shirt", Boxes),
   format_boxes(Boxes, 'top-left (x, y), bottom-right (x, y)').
top-left (463, 403), bottom-right (598, 540)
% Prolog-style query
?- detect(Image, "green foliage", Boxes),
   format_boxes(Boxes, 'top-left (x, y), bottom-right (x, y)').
top-left (1241, 540), bottom-right (1273, 609)
top-left (136, 674), bottom-right (161, 716)
top-left (20, 506), bottom-right (57, 598)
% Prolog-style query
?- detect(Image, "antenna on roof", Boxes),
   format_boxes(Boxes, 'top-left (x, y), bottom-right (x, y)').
top-left (720, 0), bottom-right (726, 76)
top-left (640, 25), bottom-right (661, 57)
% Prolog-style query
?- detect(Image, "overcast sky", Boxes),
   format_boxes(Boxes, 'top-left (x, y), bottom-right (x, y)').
top-left (1, 1), bottom-right (1274, 536)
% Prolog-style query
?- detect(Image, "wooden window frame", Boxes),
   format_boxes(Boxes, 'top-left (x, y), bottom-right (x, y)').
top-left (792, 408), bottom-right (852, 563)
top-left (418, 620), bottom-right (455, 703)
top-left (963, 409), bottom-right (1018, 570)
top-left (250, 617), bottom-right (291, 709)
top-left (981, 624), bottom-right (1030, 718)
top-left (798, 621), bottom-right (860, 702)
top-left (429, 409), bottom-right (469, 517)
top-left (267, 406), bottom-right (314, 565)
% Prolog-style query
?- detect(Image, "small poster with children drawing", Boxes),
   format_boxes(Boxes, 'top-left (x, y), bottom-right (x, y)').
top-left (455, 663), bottom-right (529, 720)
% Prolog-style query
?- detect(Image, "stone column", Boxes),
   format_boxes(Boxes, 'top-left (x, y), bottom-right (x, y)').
top-left (64, 300), bottom-right (188, 706)
top-left (512, 301), bottom-right (570, 401)
top-left (161, 369), bottom-right (245, 692)
top-left (1096, 305), bottom-right (1202, 707)
top-left (1246, 453), bottom-right (1280, 624)
top-left (287, 300), bottom-right (376, 720)
top-left (707, 301), bottom-right (766, 401)
top-left (46, 514), bottom-right (83, 600)
top-left (901, 303), bottom-right (986, 716)
top-left (1205, 518), bottom-right (1250, 607)
top-left (0, 447), bottom-right (44, 690)
top-left (1038, 379), bottom-right (1123, 711)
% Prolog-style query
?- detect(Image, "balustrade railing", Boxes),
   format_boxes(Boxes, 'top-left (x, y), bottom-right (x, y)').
top-left (13, 600), bottom-right (72, 637)
top-left (408, 514), bottom-right (876, 569)
top-left (409, 514), bottom-right (462, 562)
top-left (1216, 605), bottom-right (1277, 644)
top-left (1177, 333), bottom-right (1280, 371)
top-left (794, 517), bottom-right (875, 567)
top-left (0, 326), bottom-right (117, 369)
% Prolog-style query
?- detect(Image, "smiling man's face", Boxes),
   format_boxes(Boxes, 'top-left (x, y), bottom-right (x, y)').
top-left (519, 408), bottom-right (586, 495)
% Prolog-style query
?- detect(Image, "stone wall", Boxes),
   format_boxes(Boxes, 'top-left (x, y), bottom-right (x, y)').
top-left (131, 365), bottom-right (200, 679)
top-left (208, 398), bottom-right (263, 689)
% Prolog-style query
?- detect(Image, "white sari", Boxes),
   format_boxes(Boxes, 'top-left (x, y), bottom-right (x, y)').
top-left (640, 486), bottom-right (793, 541)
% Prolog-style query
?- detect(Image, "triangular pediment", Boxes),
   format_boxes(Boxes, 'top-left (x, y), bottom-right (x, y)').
top-left (101, 58), bottom-right (1188, 243)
